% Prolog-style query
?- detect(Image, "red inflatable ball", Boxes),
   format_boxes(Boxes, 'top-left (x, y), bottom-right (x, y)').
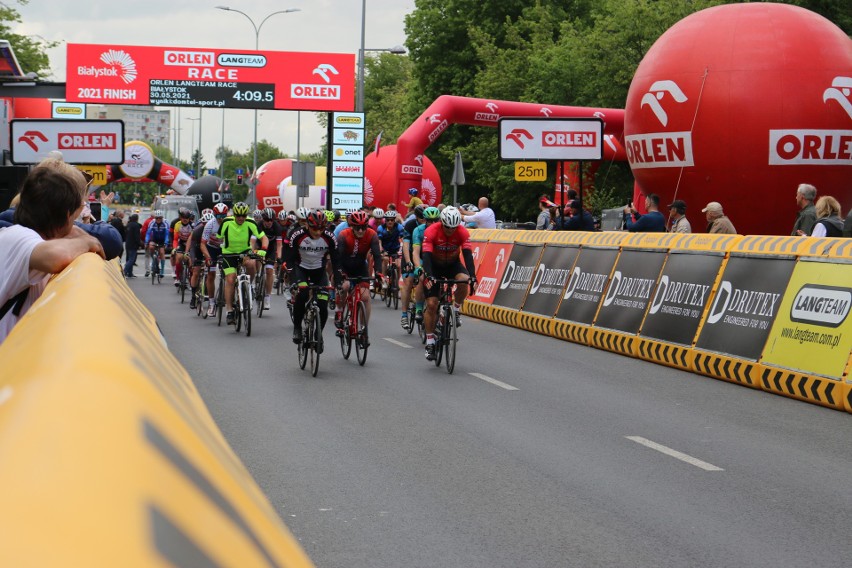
top-left (254, 159), bottom-right (293, 213)
top-left (624, 3), bottom-right (852, 236)
top-left (364, 145), bottom-right (442, 210)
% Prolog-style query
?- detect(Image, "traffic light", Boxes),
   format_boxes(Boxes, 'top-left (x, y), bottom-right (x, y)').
top-left (236, 174), bottom-right (243, 185)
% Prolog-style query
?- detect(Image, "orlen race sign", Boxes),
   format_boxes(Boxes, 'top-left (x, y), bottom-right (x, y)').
top-left (65, 43), bottom-right (355, 112)
top-left (498, 118), bottom-right (604, 161)
top-left (10, 119), bottom-right (124, 165)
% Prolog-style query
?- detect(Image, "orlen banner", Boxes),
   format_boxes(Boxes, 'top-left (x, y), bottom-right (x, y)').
top-left (761, 260), bottom-right (852, 379)
top-left (470, 243), bottom-right (514, 305)
top-left (66, 43), bottom-right (355, 112)
top-left (696, 256), bottom-right (795, 360)
top-left (470, 240), bottom-right (488, 272)
top-left (556, 248), bottom-right (619, 325)
top-left (640, 252), bottom-right (724, 345)
top-left (595, 250), bottom-right (666, 334)
top-left (493, 244), bottom-right (544, 310)
top-left (522, 245), bottom-right (579, 317)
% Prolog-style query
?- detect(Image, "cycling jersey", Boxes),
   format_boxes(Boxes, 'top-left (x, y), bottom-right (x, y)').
top-left (421, 223), bottom-right (472, 265)
top-left (202, 218), bottom-right (224, 249)
top-left (286, 227), bottom-right (341, 272)
top-left (189, 223), bottom-right (205, 262)
top-left (173, 220), bottom-right (193, 246)
top-left (377, 223), bottom-right (402, 253)
top-left (145, 221), bottom-right (171, 247)
top-left (258, 220), bottom-right (284, 260)
top-left (411, 222), bottom-right (429, 249)
top-left (337, 227), bottom-right (382, 275)
top-left (217, 217), bottom-right (265, 254)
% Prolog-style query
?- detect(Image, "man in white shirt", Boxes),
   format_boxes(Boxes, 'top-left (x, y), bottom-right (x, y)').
top-left (460, 197), bottom-right (497, 229)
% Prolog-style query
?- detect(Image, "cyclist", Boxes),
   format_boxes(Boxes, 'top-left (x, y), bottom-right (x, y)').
top-left (295, 207), bottom-right (311, 231)
top-left (257, 207), bottom-right (284, 310)
top-left (400, 204), bottom-right (426, 329)
top-left (420, 207), bottom-right (477, 361)
top-left (200, 203), bottom-right (229, 317)
top-left (217, 202), bottom-right (269, 325)
top-left (409, 206), bottom-right (441, 326)
top-left (334, 208), bottom-right (356, 239)
top-left (285, 209), bottom-right (342, 350)
top-left (252, 209), bottom-right (264, 224)
top-left (185, 210), bottom-right (214, 310)
top-left (334, 210), bottom-right (382, 336)
top-left (369, 207), bottom-right (385, 231)
top-left (172, 207), bottom-right (194, 288)
top-left (144, 211), bottom-right (171, 277)
top-left (376, 209), bottom-right (403, 295)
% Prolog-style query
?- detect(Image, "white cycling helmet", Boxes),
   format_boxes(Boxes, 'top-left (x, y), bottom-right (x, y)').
top-left (296, 206), bottom-right (311, 220)
top-left (440, 206), bottom-right (462, 229)
top-left (200, 211), bottom-right (214, 223)
top-left (467, 205), bottom-right (479, 213)
top-left (153, 210), bottom-right (164, 218)
top-left (372, 207), bottom-right (384, 219)
top-left (252, 209), bottom-right (263, 221)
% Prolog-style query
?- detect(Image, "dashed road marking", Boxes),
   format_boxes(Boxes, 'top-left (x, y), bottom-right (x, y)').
top-left (383, 337), bottom-right (413, 349)
top-left (469, 372), bottom-right (519, 391)
top-left (626, 436), bottom-right (724, 471)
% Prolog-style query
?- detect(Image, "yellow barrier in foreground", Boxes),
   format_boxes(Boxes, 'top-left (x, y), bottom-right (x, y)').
top-left (0, 255), bottom-right (314, 567)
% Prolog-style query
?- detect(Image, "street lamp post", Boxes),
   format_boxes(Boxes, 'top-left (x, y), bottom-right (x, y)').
top-left (356, 0), bottom-right (406, 112)
top-left (215, 6), bottom-right (301, 191)
top-left (186, 117), bottom-right (200, 177)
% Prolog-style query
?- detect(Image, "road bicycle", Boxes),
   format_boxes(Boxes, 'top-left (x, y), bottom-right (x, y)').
top-left (338, 276), bottom-right (373, 366)
top-left (296, 283), bottom-right (333, 377)
top-left (149, 245), bottom-right (164, 285)
top-left (274, 262), bottom-right (288, 295)
top-left (383, 252), bottom-right (400, 310)
top-left (215, 259), bottom-right (226, 327)
top-left (177, 255), bottom-right (190, 303)
top-left (193, 260), bottom-right (208, 318)
top-left (233, 253), bottom-right (262, 336)
top-left (254, 262), bottom-right (268, 319)
top-left (429, 278), bottom-right (471, 374)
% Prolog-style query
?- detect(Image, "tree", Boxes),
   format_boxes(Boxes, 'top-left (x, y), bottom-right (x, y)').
top-left (0, 1), bottom-right (57, 78)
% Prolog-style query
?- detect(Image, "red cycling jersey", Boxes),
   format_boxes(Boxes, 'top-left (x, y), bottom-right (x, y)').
top-left (337, 227), bottom-right (380, 259)
top-left (421, 223), bottom-right (472, 265)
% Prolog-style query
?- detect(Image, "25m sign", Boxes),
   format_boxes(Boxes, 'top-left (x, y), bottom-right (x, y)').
top-left (10, 120), bottom-right (125, 165)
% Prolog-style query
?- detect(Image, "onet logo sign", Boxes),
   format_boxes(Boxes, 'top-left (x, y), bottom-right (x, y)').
top-left (640, 80), bottom-right (688, 127)
top-left (790, 284), bottom-right (851, 328)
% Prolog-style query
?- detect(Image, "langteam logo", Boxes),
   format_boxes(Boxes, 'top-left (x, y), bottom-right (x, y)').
top-left (627, 79), bottom-right (694, 169)
top-left (790, 284), bottom-right (851, 328)
top-left (217, 53), bottom-right (267, 68)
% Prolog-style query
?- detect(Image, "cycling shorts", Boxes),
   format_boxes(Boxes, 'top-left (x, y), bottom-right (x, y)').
top-left (221, 250), bottom-right (250, 275)
top-left (425, 261), bottom-right (468, 299)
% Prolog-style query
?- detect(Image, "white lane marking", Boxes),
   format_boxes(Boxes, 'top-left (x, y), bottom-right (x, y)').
top-left (383, 337), bottom-right (413, 349)
top-left (626, 436), bottom-right (724, 471)
top-left (0, 386), bottom-right (12, 406)
top-left (469, 372), bottom-right (519, 391)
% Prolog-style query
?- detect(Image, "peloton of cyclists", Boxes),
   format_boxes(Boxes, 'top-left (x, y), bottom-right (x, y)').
top-left (217, 202), bottom-right (268, 325)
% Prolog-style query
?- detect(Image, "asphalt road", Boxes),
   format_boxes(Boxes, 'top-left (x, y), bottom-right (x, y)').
top-left (130, 273), bottom-right (852, 568)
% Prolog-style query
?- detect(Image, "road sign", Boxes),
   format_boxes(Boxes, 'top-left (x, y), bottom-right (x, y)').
top-left (514, 161), bottom-right (547, 181)
top-left (75, 165), bottom-right (108, 186)
top-left (10, 119), bottom-right (125, 165)
top-left (498, 118), bottom-right (604, 161)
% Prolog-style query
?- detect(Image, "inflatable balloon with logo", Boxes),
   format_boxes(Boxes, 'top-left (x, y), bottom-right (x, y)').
top-left (365, 145), bottom-right (442, 209)
top-left (186, 175), bottom-right (232, 211)
top-left (254, 159), bottom-right (328, 212)
top-left (624, 3), bottom-right (852, 236)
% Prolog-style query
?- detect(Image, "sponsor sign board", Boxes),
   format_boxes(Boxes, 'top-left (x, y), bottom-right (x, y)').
top-left (594, 250), bottom-right (666, 334)
top-left (52, 101), bottom-right (86, 120)
top-left (333, 145), bottom-right (364, 161)
top-left (499, 117), bottom-right (604, 161)
top-left (10, 119), bottom-right (124, 165)
top-left (493, 244), bottom-right (544, 310)
top-left (327, 111), bottom-right (365, 210)
top-left (470, 241), bottom-right (488, 271)
top-left (119, 140), bottom-right (156, 179)
top-left (522, 245), bottom-right (579, 317)
top-left (331, 161), bottom-right (364, 178)
top-left (696, 256), bottom-right (794, 360)
top-left (331, 194), bottom-right (363, 210)
top-left (640, 252), bottom-right (724, 345)
top-left (331, 178), bottom-right (363, 194)
top-left (66, 43), bottom-right (355, 112)
top-left (761, 260), bottom-right (852, 379)
top-left (556, 248), bottom-right (619, 325)
top-left (332, 128), bottom-right (364, 145)
top-left (471, 242), bottom-right (514, 305)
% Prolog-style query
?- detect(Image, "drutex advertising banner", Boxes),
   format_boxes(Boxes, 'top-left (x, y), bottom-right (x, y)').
top-left (761, 260), bottom-right (852, 379)
top-left (522, 245), bottom-right (580, 317)
top-left (556, 248), bottom-right (619, 325)
top-left (595, 250), bottom-right (667, 334)
top-left (471, 242), bottom-right (514, 305)
top-left (66, 43), bottom-right (355, 111)
top-left (641, 252), bottom-right (724, 345)
top-left (493, 244), bottom-right (544, 310)
top-left (696, 256), bottom-right (795, 360)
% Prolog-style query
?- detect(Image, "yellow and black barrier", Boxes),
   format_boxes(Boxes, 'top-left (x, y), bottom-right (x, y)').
top-left (0, 255), bottom-right (314, 567)
top-left (463, 229), bottom-right (852, 414)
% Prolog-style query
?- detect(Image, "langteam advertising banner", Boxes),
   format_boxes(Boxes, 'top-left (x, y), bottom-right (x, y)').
top-left (493, 244), bottom-right (544, 310)
top-left (471, 242), bottom-right (514, 305)
top-left (556, 248), bottom-right (619, 325)
top-left (640, 252), bottom-right (724, 345)
top-left (761, 260), bottom-right (852, 379)
top-left (522, 245), bottom-right (579, 317)
top-left (696, 256), bottom-right (795, 360)
top-left (65, 43), bottom-right (355, 112)
top-left (595, 250), bottom-right (666, 334)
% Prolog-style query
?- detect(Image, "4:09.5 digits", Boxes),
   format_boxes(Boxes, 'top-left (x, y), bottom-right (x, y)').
top-left (232, 90), bottom-right (273, 102)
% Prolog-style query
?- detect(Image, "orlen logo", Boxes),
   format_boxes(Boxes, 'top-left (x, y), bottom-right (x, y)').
top-left (427, 114), bottom-right (448, 142)
top-left (640, 80), bottom-right (688, 127)
top-left (475, 102), bottom-right (499, 122)
top-left (401, 164), bottom-right (423, 175)
top-left (542, 131), bottom-right (597, 147)
top-left (313, 64), bottom-right (339, 83)
top-left (291, 64), bottom-right (341, 100)
top-left (627, 79), bottom-right (694, 169)
top-left (790, 285), bottom-right (851, 328)
top-left (58, 133), bottom-right (117, 150)
top-left (505, 129), bottom-right (534, 149)
top-left (768, 76), bottom-right (852, 166)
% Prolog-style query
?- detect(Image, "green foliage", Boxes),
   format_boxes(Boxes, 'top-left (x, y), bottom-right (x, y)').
top-left (0, 1), bottom-right (56, 78)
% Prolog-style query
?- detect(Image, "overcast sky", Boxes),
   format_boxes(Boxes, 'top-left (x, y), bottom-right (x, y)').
top-left (14, 0), bottom-right (415, 168)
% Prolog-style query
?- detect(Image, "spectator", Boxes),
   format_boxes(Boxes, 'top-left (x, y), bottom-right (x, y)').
top-left (668, 199), bottom-right (692, 233)
top-left (124, 213), bottom-right (142, 277)
top-left (623, 193), bottom-right (666, 232)
top-left (460, 197), bottom-right (497, 229)
top-left (811, 196), bottom-right (844, 238)
top-left (703, 201), bottom-right (737, 234)
top-left (844, 207), bottom-right (852, 238)
top-left (792, 183), bottom-right (818, 236)
top-left (109, 209), bottom-right (126, 261)
top-left (560, 200), bottom-right (595, 231)
top-left (536, 196), bottom-right (556, 230)
top-left (0, 159), bottom-right (105, 345)
top-left (402, 188), bottom-right (423, 214)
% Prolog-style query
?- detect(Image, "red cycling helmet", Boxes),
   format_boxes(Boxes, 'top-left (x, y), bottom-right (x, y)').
top-left (213, 202), bottom-right (229, 216)
top-left (306, 210), bottom-right (326, 229)
top-left (350, 210), bottom-right (369, 227)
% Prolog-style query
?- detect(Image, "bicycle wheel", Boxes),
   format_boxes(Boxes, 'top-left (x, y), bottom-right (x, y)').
top-left (151, 257), bottom-right (157, 285)
top-left (434, 308), bottom-right (445, 367)
top-left (298, 317), bottom-right (309, 370)
top-left (216, 281), bottom-right (224, 326)
top-left (355, 301), bottom-right (369, 366)
top-left (445, 306), bottom-right (457, 374)
top-left (340, 304), bottom-right (352, 359)
top-left (180, 268), bottom-right (187, 303)
top-left (242, 281), bottom-right (252, 337)
top-left (234, 283), bottom-right (243, 332)
top-left (310, 308), bottom-right (322, 377)
top-left (256, 273), bottom-right (265, 318)
top-left (391, 278), bottom-right (399, 310)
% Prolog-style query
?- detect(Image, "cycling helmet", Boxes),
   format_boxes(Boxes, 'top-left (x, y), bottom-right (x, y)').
top-left (306, 209), bottom-right (326, 229)
top-left (440, 206), bottom-right (462, 228)
top-left (423, 206), bottom-right (441, 221)
top-left (384, 210), bottom-right (398, 220)
top-left (201, 208), bottom-right (214, 217)
top-left (324, 210), bottom-right (336, 222)
top-left (408, 187), bottom-right (419, 196)
top-left (296, 206), bottom-right (311, 220)
top-left (413, 204), bottom-right (426, 219)
top-left (213, 202), bottom-right (229, 216)
top-left (262, 207), bottom-right (275, 221)
top-left (178, 207), bottom-right (191, 218)
top-left (200, 211), bottom-right (214, 223)
top-left (232, 202), bottom-right (250, 216)
top-left (372, 208), bottom-right (384, 219)
top-left (467, 205), bottom-right (479, 213)
top-left (350, 210), bottom-right (369, 227)
top-left (252, 209), bottom-right (264, 221)
top-left (153, 209), bottom-right (164, 218)
top-left (277, 210), bottom-right (288, 221)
